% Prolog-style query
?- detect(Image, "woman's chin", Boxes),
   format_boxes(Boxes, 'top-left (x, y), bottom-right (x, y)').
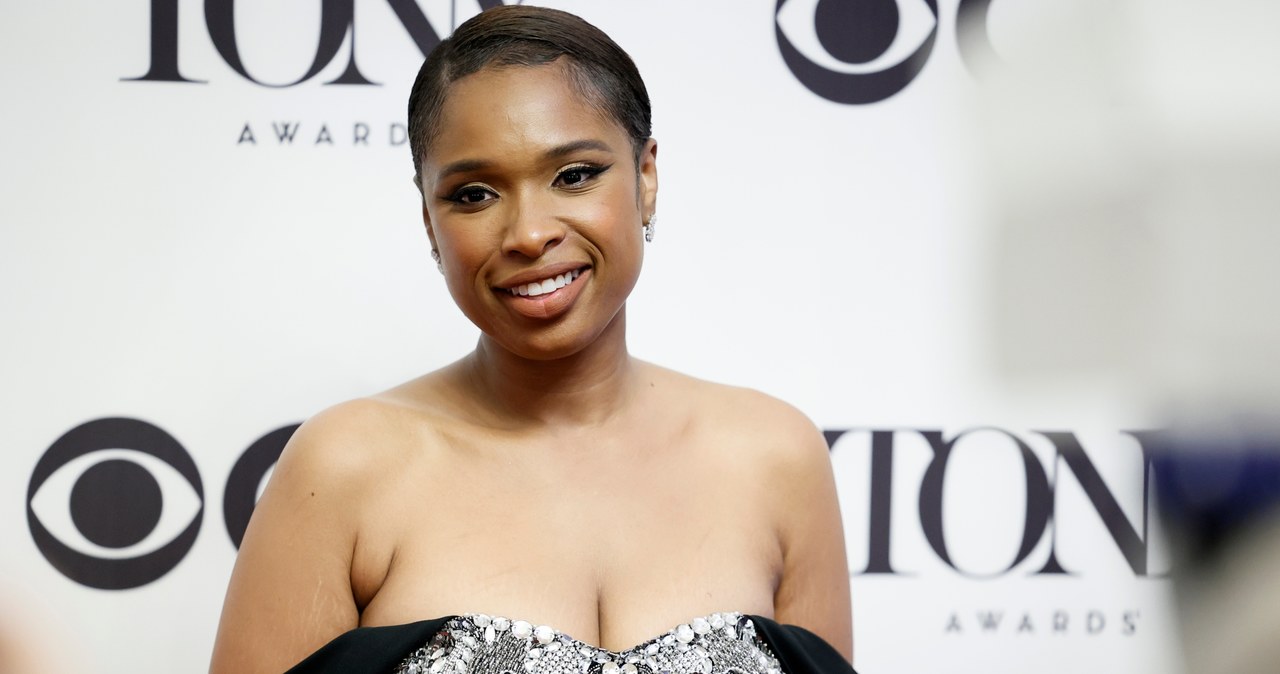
top-left (480, 309), bottom-right (626, 363)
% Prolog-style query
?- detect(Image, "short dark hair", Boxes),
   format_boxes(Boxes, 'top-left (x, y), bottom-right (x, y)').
top-left (407, 6), bottom-right (652, 183)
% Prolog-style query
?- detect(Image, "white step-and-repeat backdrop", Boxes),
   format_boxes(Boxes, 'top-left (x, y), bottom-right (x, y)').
top-left (1, 1), bottom-right (1183, 673)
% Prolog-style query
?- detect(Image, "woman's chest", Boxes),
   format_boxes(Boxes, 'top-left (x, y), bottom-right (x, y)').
top-left (360, 553), bottom-right (776, 655)
top-left (352, 434), bottom-right (781, 650)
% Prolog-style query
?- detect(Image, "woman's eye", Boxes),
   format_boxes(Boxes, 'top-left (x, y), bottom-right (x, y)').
top-left (556, 165), bottom-right (608, 188)
top-left (449, 186), bottom-right (495, 205)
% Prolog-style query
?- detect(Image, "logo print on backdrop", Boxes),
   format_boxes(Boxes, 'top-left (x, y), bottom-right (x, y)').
top-left (775, 0), bottom-right (1000, 103)
top-left (224, 424), bottom-right (298, 548)
top-left (826, 428), bottom-right (1163, 578)
top-left (954, 0), bottom-right (998, 73)
top-left (27, 418), bottom-right (204, 590)
top-left (125, 0), bottom-right (524, 86)
top-left (775, 0), bottom-right (940, 104)
top-left (27, 420), bottom-right (302, 586)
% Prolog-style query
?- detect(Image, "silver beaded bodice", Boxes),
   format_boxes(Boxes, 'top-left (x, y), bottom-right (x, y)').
top-left (394, 612), bottom-right (784, 674)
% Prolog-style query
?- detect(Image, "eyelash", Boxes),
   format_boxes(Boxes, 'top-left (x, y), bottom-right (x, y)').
top-left (443, 163), bottom-right (612, 205)
top-left (555, 163), bottom-right (610, 188)
top-left (446, 185), bottom-right (495, 205)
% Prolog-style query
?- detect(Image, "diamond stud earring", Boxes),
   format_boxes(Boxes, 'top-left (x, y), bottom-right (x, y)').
top-left (430, 249), bottom-right (443, 274)
top-left (643, 214), bottom-right (657, 243)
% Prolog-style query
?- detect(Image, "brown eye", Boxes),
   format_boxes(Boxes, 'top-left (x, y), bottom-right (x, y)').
top-left (448, 186), bottom-right (496, 205)
top-left (554, 164), bottom-right (609, 189)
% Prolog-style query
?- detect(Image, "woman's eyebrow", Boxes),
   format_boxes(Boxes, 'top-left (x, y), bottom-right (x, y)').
top-left (436, 158), bottom-right (494, 183)
top-left (543, 138), bottom-right (613, 159)
top-left (435, 139), bottom-right (613, 183)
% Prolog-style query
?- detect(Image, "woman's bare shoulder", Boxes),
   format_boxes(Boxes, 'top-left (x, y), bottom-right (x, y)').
top-left (210, 385), bottom-right (462, 674)
top-left (640, 362), bottom-right (829, 464)
top-left (637, 363), bottom-right (829, 491)
top-left (275, 374), bottom-right (464, 490)
top-left (282, 399), bottom-right (412, 474)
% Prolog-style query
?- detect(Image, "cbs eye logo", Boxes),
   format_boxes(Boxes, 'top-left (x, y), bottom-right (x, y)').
top-left (26, 417), bottom-right (296, 590)
top-left (775, 0), bottom-right (997, 104)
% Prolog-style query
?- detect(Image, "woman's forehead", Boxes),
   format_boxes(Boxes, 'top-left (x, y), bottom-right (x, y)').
top-left (424, 63), bottom-right (626, 172)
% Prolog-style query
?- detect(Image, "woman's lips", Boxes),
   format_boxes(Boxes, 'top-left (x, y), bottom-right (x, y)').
top-left (504, 268), bottom-right (583, 297)
top-left (497, 268), bottom-right (590, 320)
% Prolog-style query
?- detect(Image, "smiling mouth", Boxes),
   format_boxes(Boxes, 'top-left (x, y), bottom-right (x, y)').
top-left (504, 268), bottom-right (585, 297)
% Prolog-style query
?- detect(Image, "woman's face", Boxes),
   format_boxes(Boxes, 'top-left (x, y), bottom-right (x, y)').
top-left (419, 61), bottom-right (658, 360)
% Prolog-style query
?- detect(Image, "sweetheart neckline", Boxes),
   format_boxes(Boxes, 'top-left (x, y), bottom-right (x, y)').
top-left (285, 612), bottom-right (860, 674)
top-left (435, 610), bottom-right (764, 656)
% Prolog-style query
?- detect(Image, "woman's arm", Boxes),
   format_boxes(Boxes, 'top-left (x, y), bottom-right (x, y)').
top-left (766, 407), bottom-right (854, 663)
top-left (209, 405), bottom-right (378, 674)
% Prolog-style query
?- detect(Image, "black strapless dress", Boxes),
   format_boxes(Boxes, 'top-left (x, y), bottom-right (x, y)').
top-left (285, 611), bottom-right (856, 674)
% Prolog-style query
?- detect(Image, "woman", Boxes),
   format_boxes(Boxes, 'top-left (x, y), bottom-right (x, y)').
top-left (209, 7), bottom-right (854, 674)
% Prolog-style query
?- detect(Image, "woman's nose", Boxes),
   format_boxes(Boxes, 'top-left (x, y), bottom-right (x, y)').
top-left (500, 201), bottom-right (565, 259)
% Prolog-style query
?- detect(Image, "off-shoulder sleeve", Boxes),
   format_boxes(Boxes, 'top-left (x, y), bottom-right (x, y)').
top-left (748, 615), bottom-right (858, 674)
top-left (284, 617), bottom-right (453, 674)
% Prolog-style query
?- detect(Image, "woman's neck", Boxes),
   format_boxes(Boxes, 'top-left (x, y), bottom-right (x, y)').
top-left (462, 312), bottom-right (637, 428)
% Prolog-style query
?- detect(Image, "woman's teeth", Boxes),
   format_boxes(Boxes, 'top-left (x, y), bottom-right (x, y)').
top-left (509, 269), bottom-right (581, 297)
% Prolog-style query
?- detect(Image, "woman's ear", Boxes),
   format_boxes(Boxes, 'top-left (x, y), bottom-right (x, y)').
top-left (416, 175), bottom-right (439, 252)
top-left (639, 138), bottom-right (658, 219)
top-left (423, 202), bottom-right (438, 252)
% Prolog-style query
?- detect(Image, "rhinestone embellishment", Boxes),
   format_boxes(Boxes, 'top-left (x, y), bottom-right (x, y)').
top-left (395, 612), bottom-right (783, 674)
